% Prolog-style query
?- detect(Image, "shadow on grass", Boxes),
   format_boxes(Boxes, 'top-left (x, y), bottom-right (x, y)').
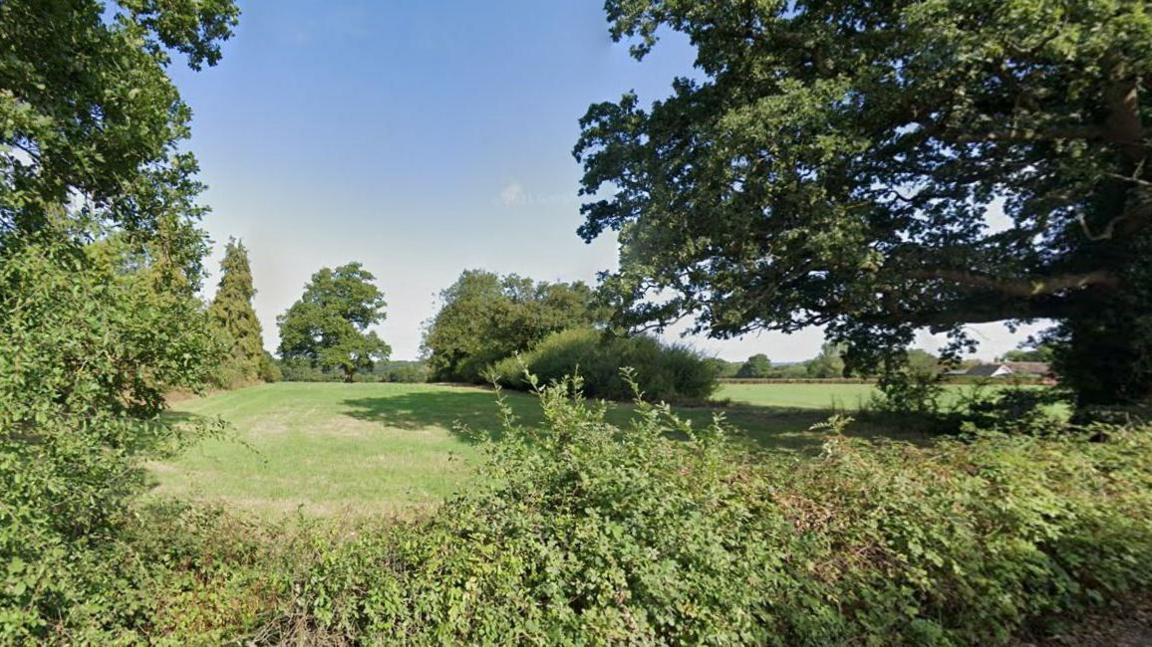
top-left (339, 387), bottom-right (937, 454)
top-left (340, 389), bottom-right (541, 443)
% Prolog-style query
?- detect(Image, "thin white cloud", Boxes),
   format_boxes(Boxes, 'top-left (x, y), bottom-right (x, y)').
top-left (500, 181), bottom-right (526, 207)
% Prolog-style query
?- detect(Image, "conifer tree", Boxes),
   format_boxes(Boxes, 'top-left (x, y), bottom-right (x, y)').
top-left (209, 239), bottom-right (265, 384)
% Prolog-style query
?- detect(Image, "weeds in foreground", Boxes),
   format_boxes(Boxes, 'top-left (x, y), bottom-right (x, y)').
top-left (6, 374), bottom-right (1152, 645)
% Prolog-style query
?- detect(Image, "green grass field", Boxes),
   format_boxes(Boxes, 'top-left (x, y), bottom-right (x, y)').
top-left (152, 381), bottom-right (957, 516)
top-left (716, 382), bottom-right (881, 408)
top-left (714, 382), bottom-right (999, 409)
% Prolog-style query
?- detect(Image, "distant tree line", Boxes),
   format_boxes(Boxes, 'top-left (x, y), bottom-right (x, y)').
top-left (278, 359), bottom-right (428, 384)
top-left (714, 346), bottom-right (944, 381)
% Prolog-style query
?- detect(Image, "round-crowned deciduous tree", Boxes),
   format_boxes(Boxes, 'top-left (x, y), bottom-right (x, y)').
top-left (576, 0), bottom-right (1152, 410)
top-left (736, 354), bottom-right (772, 379)
top-left (278, 263), bottom-right (390, 382)
top-left (422, 269), bottom-right (605, 382)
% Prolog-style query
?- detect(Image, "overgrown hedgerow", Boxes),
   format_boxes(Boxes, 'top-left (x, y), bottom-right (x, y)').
top-left (113, 375), bottom-right (1152, 645)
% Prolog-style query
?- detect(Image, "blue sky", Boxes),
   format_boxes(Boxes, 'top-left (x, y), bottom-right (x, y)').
top-left (174, 0), bottom-right (1041, 362)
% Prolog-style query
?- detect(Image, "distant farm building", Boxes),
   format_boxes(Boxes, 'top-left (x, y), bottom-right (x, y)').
top-left (965, 362), bottom-right (1053, 380)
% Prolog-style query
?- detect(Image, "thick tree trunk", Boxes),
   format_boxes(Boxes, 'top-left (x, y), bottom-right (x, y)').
top-left (1060, 74), bottom-right (1151, 415)
top-left (1061, 303), bottom-right (1152, 410)
top-left (343, 367), bottom-right (355, 383)
top-left (1059, 222), bottom-right (1152, 416)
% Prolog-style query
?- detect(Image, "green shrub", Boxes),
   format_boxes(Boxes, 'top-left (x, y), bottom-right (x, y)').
top-left (491, 327), bottom-right (719, 401)
top-left (374, 360), bottom-right (430, 383)
top-left (238, 376), bottom-right (1152, 644)
top-left (0, 238), bottom-right (225, 642)
top-left (258, 351), bottom-right (282, 383)
top-left (18, 374), bottom-right (1152, 643)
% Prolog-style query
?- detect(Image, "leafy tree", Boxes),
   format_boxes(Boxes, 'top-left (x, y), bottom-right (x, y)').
top-left (1001, 346), bottom-right (1056, 363)
top-left (208, 239), bottom-right (265, 385)
top-left (906, 349), bottom-right (943, 375)
top-left (423, 270), bottom-right (605, 382)
top-left (706, 357), bottom-right (741, 378)
top-left (576, 0), bottom-right (1152, 409)
top-left (735, 353), bottom-right (773, 379)
top-left (278, 263), bottom-right (390, 383)
top-left (806, 343), bottom-right (847, 379)
top-left (1, 0), bottom-right (238, 244)
top-left (0, 0), bottom-right (238, 637)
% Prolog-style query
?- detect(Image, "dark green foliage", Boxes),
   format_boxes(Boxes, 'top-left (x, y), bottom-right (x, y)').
top-left (422, 269), bottom-right (605, 382)
top-left (773, 363), bottom-right (815, 379)
top-left (707, 357), bottom-right (742, 378)
top-left (490, 327), bottom-right (719, 401)
top-left (0, 0), bottom-right (239, 240)
top-left (276, 358), bottom-right (337, 382)
top-left (0, 237), bottom-right (226, 641)
top-left (208, 239), bottom-right (265, 386)
top-left (277, 263), bottom-right (391, 383)
top-left (736, 353), bottom-right (773, 378)
top-left (960, 386), bottom-right (1069, 436)
top-left (575, 0), bottom-right (1152, 409)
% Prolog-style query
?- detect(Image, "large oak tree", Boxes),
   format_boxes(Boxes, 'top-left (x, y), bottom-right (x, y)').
top-left (278, 263), bottom-right (390, 382)
top-left (575, 0), bottom-right (1152, 408)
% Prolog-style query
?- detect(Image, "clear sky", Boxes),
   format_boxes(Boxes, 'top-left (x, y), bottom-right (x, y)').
top-left (173, 0), bottom-right (1042, 363)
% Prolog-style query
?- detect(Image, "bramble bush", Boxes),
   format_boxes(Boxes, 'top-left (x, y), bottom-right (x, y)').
top-left (117, 373), bottom-right (1152, 645)
top-left (490, 327), bottom-right (719, 401)
top-left (0, 237), bottom-right (226, 643)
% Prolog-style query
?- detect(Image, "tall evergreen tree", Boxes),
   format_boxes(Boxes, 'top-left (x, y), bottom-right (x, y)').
top-left (209, 239), bottom-right (265, 384)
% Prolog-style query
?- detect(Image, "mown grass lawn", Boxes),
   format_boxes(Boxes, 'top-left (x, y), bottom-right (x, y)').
top-left (152, 381), bottom-right (957, 516)
top-left (716, 382), bottom-right (881, 409)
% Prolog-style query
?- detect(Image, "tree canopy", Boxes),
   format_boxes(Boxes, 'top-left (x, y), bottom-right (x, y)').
top-left (1001, 345), bottom-right (1056, 363)
top-left (1, 0), bottom-right (239, 252)
top-left (422, 270), bottom-right (605, 382)
top-left (278, 263), bottom-right (390, 382)
top-left (0, 0), bottom-right (238, 637)
top-left (576, 0), bottom-right (1152, 408)
top-left (736, 353), bottom-right (773, 379)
